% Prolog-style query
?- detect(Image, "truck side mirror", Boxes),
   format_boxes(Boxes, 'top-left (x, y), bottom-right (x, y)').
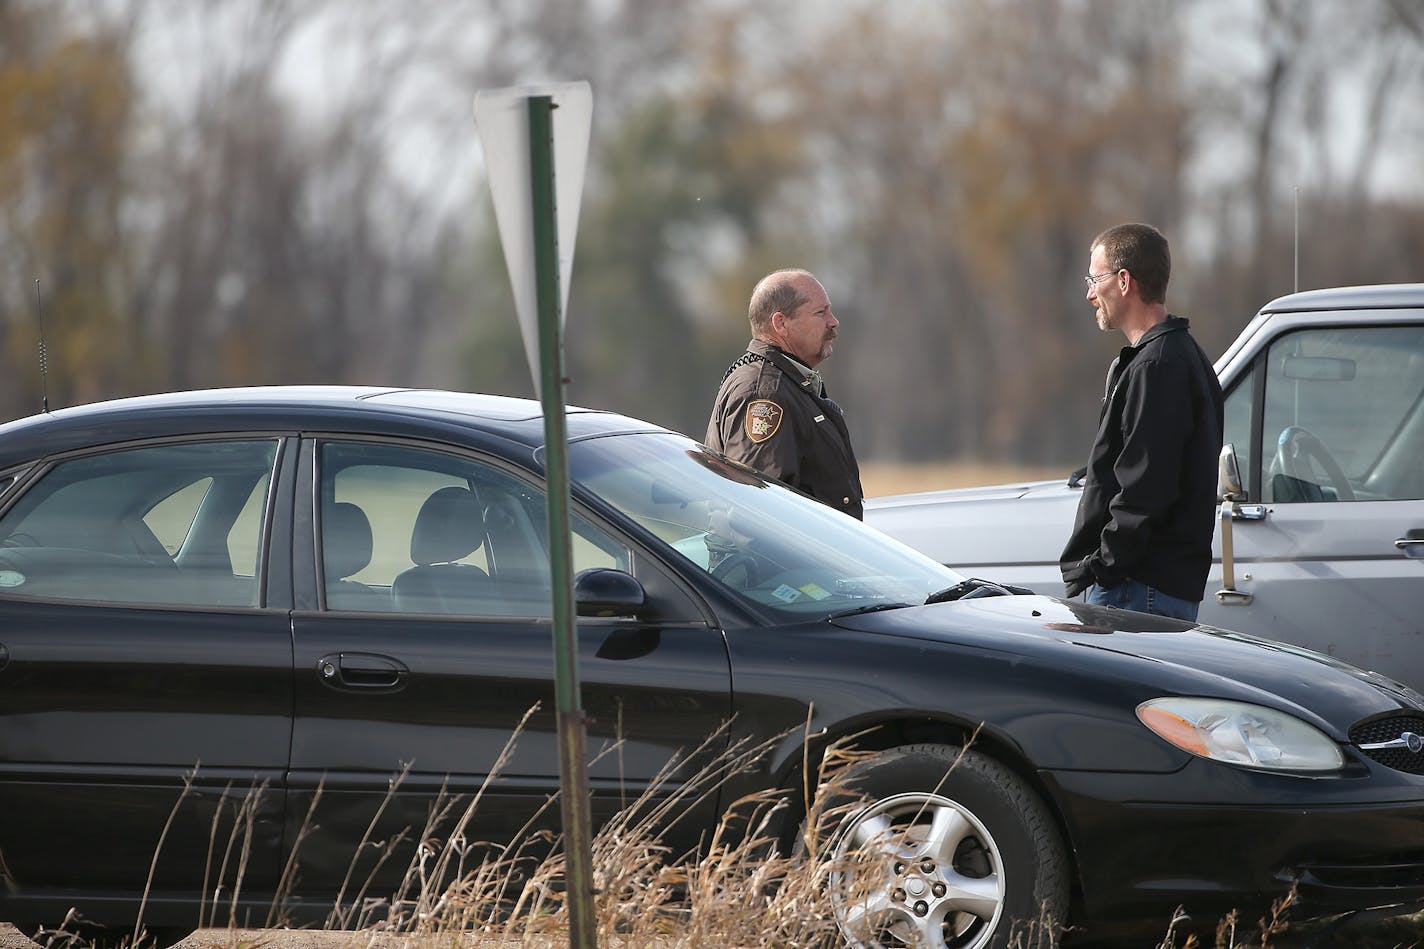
top-left (1215, 443), bottom-right (1263, 608)
top-left (1218, 443), bottom-right (1243, 501)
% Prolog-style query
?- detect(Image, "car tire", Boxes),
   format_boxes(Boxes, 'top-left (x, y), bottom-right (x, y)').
top-left (819, 743), bottom-right (1068, 949)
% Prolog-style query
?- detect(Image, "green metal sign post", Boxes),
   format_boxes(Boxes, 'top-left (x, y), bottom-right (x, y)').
top-left (527, 94), bottom-right (596, 949)
top-left (473, 81), bottom-right (595, 948)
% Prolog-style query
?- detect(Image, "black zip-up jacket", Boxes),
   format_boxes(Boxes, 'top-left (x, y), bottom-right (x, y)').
top-left (705, 339), bottom-right (864, 519)
top-left (1060, 316), bottom-right (1224, 602)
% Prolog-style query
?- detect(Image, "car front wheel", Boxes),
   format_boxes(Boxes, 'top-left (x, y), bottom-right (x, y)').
top-left (822, 744), bottom-right (1068, 949)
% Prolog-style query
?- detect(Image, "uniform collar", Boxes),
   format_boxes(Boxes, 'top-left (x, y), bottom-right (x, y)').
top-left (750, 340), bottom-right (825, 394)
top-left (783, 352), bottom-right (823, 391)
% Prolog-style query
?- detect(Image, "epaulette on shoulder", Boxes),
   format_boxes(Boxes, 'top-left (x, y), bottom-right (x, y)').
top-left (721, 351), bottom-right (772, 383)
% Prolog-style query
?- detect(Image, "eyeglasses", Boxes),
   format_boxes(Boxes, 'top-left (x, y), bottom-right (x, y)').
top-left (1083, 270), bottom-right (1120, 289)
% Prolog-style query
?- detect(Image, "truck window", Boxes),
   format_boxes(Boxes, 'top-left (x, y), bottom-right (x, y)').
top-left (1222, 364), bottom-right (1255, 498)
top-left (1260, 326), bottom-right (1424, 503)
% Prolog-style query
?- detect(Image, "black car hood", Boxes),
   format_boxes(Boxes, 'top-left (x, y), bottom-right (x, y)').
top-left (830, 594), bottom-right (1424, 730)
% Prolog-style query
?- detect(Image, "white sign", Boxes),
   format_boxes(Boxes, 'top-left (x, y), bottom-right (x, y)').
top-left (473, 81), bottom-right (592, 391)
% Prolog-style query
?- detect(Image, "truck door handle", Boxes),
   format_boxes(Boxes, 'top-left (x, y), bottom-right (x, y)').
top-left (1216, 498), bottom-right (1255, 606)
top-left (1396, 529), bottom-right (1424, 558)
top-left (317, 652), bottom-right (408, 691)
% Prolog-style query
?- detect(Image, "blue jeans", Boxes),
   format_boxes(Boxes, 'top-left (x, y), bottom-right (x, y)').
top-left (1085, 578), bottom-right (1200, 622)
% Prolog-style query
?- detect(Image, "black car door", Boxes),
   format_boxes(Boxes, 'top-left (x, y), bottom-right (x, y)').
top-left (0, 437), bottom-right (296, 920)
top-left (285, 437), bottom-right (730, 915)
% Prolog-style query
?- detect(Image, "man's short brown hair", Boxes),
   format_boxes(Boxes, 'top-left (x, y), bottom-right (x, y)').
top-left (1093, 223), bottom-right (1170, 304)
top-left (748, 269), bottom-right (815, 335)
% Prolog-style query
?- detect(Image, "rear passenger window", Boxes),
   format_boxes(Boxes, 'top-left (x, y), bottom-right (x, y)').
top-left (146, 478), bottom-right (213, 554)
top-left (0, 440), bottom-right (279, 607)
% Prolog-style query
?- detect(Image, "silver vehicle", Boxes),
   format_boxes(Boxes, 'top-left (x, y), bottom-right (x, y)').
top-left (868, 284), bottom-right (1424, 689)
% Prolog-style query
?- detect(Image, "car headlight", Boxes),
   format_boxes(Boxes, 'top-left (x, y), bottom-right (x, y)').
top-left (1137, 697), bottom-right (1344, 772)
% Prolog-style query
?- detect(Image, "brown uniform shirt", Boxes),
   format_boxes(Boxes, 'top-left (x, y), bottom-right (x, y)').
top-left (705, 340), bottom-right (864, 519)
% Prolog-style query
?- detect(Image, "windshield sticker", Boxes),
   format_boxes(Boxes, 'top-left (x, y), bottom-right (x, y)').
top-left (798, 582), bottom-right (832, 600)
top-left (771, 583), bottom-right (803, 603)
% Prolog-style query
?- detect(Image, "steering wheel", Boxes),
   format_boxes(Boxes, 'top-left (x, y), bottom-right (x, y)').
top-left (1, 532), bottom-right (40, 549)
top-left (1274, 426), bottom-right (1355, 501)
top-left (710, 552), bottom-right (759, 587)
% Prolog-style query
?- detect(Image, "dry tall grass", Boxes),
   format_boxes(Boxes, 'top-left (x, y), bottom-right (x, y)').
top-left (24, 719), bottom-right (1424, 949)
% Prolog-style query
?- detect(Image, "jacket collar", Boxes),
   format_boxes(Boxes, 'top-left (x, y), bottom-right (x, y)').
top-left (1106, 316), bottom-right (1190, 400)
top-left (1132, 314), bottom-right (1189, 350)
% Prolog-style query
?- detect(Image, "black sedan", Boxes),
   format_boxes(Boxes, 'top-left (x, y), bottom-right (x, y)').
top-left (1, 386), bottom-right (1423, 948)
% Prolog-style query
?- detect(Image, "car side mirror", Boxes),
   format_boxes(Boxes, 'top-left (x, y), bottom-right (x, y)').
top-left (574, 568), bottom-right (647, 618)
top-left (1218, 443), bottom-right (1243, 501)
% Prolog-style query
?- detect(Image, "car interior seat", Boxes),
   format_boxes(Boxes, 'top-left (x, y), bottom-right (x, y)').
top-left (323, 501), bottom-right (388, 610)
top-left (391, 486), bottom-right (490, 614)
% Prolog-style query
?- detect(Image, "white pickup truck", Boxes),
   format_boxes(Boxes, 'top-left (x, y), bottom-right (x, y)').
top-left (867, 284), bottom-right (1424, 689)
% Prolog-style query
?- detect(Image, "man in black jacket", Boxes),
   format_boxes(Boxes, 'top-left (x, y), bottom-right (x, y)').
top-left (1060, 224), bottom-right (1224, 620)
top-left (706, 269), bottom-right (864, 519)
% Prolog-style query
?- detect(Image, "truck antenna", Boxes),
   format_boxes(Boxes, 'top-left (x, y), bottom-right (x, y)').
top-left (1293, 186), bottom-right (1300, 293)
top-left (34, 277), bottom-right (50, 413)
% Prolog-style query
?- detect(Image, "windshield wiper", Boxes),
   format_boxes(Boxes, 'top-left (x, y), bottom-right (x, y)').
top-left (829, 601), bottom-right (916, 619)
top-left (925, 578), bottom-right (1020, 604)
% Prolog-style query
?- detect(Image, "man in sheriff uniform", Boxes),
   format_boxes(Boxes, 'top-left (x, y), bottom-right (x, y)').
top-left (706, 268), bottom-right (864, 519)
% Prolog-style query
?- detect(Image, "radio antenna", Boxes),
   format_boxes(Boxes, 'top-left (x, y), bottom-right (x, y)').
top-left (1293, 186), bottom-right (1300, 293)
top-left (34, 277), bottom-right (50, 413)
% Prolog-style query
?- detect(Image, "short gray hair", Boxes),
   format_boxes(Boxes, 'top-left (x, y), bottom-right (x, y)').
top-left (748, 269), bottom-right (816, 335)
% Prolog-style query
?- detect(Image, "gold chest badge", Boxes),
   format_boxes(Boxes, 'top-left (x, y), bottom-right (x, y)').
top-left (744, 400), bottom-right (784, 443)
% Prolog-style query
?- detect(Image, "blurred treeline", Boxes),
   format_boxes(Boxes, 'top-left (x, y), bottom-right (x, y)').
top-left (2, 0), bottom-right (1421, 469)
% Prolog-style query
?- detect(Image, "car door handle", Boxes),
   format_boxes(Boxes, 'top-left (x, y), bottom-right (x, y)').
top-left (317, 652), bottom-right (408, 691)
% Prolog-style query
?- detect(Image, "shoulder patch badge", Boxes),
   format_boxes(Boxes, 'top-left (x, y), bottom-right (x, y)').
top-left (744, 400), bottom-right (784, 443)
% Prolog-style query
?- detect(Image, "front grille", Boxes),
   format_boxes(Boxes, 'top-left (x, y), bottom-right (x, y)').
top-left (1350, 715), bottom-right (1424, 774)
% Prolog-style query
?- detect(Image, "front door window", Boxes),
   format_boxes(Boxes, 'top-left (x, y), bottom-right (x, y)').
top-left (317, 441), bottom-right (629, 614)
top-left (1259, 326), bottom-right (1424, 503)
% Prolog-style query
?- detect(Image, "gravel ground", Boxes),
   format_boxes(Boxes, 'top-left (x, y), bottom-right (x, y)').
top-left (1, 925), bottom-right (371, 949)
top-left (7, 917), bottom-right (1423, 948)
top-left (1, 924), bottom-right (546, 949)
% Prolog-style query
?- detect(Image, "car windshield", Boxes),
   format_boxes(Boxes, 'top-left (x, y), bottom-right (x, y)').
top-left (568, 432), bottom-right (965, 615)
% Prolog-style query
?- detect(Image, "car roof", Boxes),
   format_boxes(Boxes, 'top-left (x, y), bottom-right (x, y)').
top-left (1259, 283), bottom-right (1424, 314)
top-left (0, 386), bottom-right (670, 468)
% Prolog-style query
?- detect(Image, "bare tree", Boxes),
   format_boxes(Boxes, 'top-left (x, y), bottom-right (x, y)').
top-left (768, 0), bottom-right (1193, 464)
top-left (0, 2), bottom-right (137, 412)
top-left (4, 0), bottom-right (1421, 478)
